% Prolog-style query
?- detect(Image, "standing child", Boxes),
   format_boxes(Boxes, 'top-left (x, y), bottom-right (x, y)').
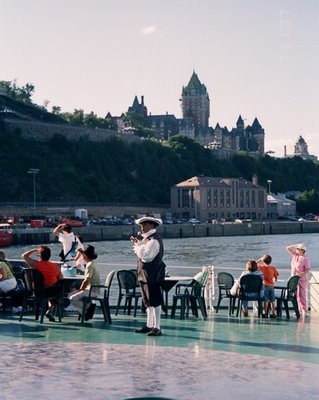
top-left (257, 254), bottom-right (279, 318)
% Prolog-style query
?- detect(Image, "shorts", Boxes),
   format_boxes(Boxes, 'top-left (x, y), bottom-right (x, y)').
top-left (264, 286), bottom-right (275, 302)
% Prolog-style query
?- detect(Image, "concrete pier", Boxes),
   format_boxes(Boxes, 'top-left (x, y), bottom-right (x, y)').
top-left (12, 220), bottom-right (319, 245)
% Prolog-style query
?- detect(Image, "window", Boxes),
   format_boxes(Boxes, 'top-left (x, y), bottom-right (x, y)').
top-left (207, 189), bottom-right (211, 208)
top-left (240, 190), bottom-right (244, 208)
top-left (252, 191), bottom-right (256, 208)
top-left (213, 189), bottom-right (218, 207)
top-left (246, 191), bottom-right (250, 208)
top-left (182, 189), bottom-right (190, 208)
top-left (220, 190), bottom-right (224, 208)
top-left (226, 190), bottom-right (231, 208)
top-left (258, 190), bottom-right (265, 207)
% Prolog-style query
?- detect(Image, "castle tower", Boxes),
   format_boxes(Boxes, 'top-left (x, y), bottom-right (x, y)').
top-left (128, 95), bottom-right (148, 118)
top-left (181, 71), bottom-right (210, 135)
top-left (250, 117), bottom-right (265, 155)
top-left (294, 135), bottom-right (309, 159)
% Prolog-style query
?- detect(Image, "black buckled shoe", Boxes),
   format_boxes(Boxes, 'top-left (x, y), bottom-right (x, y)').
top-left (146, 328), bottom-right (162, 336)
top-left (135, 325), bottom-right (153, 333)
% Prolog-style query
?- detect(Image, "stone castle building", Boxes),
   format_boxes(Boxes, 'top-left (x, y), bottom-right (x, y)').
top-left (122, 71), bottom-right (265, 159)
top-left (8, 74), bottom-right (318, 163)
top-left (180, 71), bottom-right (210, 135)
top-left (117, 95), bottom-right (180, 139)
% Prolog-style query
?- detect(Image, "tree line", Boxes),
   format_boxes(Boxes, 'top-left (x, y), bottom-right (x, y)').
top-left (0, 130), bottom-right (319, 214)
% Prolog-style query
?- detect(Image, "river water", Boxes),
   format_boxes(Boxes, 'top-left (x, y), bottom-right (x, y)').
top-left (4, 232), bottom-right (318, 278)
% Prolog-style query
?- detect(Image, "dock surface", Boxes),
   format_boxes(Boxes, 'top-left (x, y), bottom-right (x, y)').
top-left (1, 308), bottom-right (319, 400)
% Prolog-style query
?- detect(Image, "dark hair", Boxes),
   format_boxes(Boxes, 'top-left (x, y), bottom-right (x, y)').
top-left (83, 245), bottom-right (97, 260)
top-left (262, 254), bottom-right (272, 265)
top-left (62, 224), bottom-right (72, 233)
top-left (39, 245), bottom-right (51, 261)
top-left (246, 259), bottom-right (258, 272)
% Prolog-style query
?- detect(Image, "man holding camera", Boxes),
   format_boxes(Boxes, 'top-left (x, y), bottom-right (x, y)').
top-left (130, 216), bottom-right (166, 336)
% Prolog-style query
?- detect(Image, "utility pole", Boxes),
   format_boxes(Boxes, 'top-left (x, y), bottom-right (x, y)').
top-left (28, 168), bottom-right (40, 212)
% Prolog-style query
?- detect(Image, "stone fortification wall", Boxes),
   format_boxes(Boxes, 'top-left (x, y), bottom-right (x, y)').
top-left (0, 204), bottom-right (170, 220)
top-left (2, 119), bottom-right (140, 144)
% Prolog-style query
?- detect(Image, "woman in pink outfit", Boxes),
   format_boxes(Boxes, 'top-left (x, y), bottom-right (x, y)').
top-left (286, 243), bottom-right (311, 317)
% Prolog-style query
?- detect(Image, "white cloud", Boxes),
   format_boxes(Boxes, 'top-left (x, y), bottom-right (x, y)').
top-left (141, 25), bottom-right (157, 35)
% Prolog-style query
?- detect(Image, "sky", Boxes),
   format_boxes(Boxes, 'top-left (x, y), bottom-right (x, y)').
top-left (1, 0), bottom-right (318, 158)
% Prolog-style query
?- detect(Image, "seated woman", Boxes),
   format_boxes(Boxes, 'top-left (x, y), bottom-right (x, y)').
top-left (231, 259), bottom-right (264, 317)
top-left (22, 245), bottom-right (64, 322)
top-left (68, 245), bottom-right (100, 321)
top-left (0, 251), bottom-right (17, 293)
top-left (0, 251), bottom-right (22, 313)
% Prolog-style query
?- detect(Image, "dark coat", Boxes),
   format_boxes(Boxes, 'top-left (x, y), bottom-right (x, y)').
top-left (137, 232), bottom-right (166, 284)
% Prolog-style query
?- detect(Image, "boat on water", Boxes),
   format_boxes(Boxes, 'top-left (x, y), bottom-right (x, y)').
top-left (0, 223), bottom-right (13, 247)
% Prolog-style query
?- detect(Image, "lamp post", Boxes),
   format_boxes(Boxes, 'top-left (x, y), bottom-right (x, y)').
top-left (28, 168), bottom-right (40, 211)
top-left (267, 179), bottom-right (272, 194)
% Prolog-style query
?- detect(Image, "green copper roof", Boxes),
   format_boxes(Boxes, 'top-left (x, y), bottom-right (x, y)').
top-left (182, 71), bottom-right (207, 95)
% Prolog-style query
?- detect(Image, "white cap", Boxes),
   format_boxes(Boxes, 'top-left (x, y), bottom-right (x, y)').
top-left (296, 243), bottom-right (307, 251)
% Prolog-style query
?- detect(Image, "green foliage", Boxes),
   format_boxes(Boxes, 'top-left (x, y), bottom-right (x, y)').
top-left (295, 189), bottom-right (319, 214)
top-left (0, 125), bottom-right (319, 206)
top-left (59, 108), bottom-right (117, 130)
top-left (0, 80), bottom-right (34, 104)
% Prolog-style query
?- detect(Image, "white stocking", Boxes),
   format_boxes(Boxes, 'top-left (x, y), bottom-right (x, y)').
top-left (154, 305), bottom-right (161, 329)
top-left (146, 306), bottom-right (155, 328)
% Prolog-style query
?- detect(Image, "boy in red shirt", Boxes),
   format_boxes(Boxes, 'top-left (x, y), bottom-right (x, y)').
top-left (257, 254), bottom-right (279, 318)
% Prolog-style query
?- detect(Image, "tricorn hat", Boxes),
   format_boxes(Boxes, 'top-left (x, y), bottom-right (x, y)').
top-left (135, 216), bottom-right (162, 226)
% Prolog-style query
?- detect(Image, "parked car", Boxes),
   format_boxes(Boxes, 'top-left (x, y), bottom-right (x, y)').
top-left (189, 218), bottom-right (200, 224)
top-left (287, 216), bottom-right (298, 221)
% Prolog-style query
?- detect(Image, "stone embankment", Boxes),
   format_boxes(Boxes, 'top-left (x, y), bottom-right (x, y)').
top-left (12, 221), bottom-right (319, 246)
